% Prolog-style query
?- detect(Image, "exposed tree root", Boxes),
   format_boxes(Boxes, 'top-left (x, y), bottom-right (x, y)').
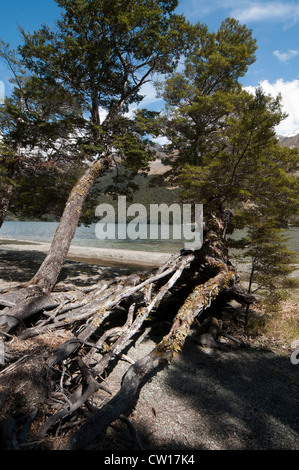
top-left (0, 245), bottom-right (255, 450)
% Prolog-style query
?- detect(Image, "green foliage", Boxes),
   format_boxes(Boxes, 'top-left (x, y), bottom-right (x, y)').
top-left (0, 37), bottom-right (88, 223)
top-left (0, 0), bottom-right (192, 222)
top-left (18, 0), bottom-right (190, 149)
top-left (12, 161), bottom-right (87, 220)
top-left (156, 18), bottom-right (257, 174)
top-left (158, 30), bottom-right (299, 229)
top-left (178, 89), bottom-right (299, 226)
top-left (244, 225), bottom-right (296, 293)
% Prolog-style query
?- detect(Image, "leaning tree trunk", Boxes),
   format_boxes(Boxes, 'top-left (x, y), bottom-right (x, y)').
top-left (0, 184), bottom-right (13, 229)
top-left (27, 154), bottom-right (113, 293)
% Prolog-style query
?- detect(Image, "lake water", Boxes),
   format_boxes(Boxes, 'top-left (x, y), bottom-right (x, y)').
top-left (0, 221), bottom-right (298, 254)
top-left (0, 221), bottom-right (185, 253)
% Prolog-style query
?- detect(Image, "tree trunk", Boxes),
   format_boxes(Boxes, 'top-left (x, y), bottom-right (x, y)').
top-left (27, 155), bottom-right (113, 293)
top-left (0, 185), bottom-right (13, 229)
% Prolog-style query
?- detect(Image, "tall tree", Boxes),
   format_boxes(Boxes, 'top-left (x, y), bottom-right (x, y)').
top-left (159, 46), bottom-right (299, 301)
top-left (156, 18), bottom-right (298, 245)
top-left (242, 224), bottom-right (295, 324)
top-left (7, 0), bottom-right (191, 293)
top-left (177, 88), bottom-right (299, 224)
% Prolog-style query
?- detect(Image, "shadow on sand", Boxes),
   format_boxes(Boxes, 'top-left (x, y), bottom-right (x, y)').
top-left (0, 249), bottom-right (141, 288)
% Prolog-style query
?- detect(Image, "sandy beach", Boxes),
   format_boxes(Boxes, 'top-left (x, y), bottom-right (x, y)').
top-left (0, 239), bottom-right (171, 267)
top-left (0, 239), bottom-right (172, 289)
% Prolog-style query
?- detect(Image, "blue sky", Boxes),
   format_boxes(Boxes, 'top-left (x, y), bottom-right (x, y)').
top-left (1, 0), bottom-right (299, 135)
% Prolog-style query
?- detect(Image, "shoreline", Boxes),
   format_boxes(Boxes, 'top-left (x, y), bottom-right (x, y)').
top-left (0, 238), bottom-right (172, 269)
top-left (1, 238), bottom-right (298, 282)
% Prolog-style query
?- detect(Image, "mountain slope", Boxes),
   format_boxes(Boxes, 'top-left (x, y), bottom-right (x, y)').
top-left (278, 133), bottom-right (299, 149)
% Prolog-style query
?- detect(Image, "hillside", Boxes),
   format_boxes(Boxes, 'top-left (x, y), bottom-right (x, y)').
top-left (6, 134), bottom-right (299, 223)
top-left (89, 169), bottom-right (181, 223)
top-left (278, 133), bottom-right (299, 149)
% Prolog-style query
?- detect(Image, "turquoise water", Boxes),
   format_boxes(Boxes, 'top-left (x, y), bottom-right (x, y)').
top-left (0, 221), bottom-right (185, 253)
top-left (0, 221), bottom-right (298, 253)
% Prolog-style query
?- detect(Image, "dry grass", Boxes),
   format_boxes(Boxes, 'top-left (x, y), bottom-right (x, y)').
top-left (5, 329), bottom-right (72, 357)
top-left (246, 288), bottom-right (299, 355)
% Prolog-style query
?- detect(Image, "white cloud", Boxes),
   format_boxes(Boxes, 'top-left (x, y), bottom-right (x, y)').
top-left (231, 1), bottom-right (299, 23)
top-left (180, 0), bottom-right (299, 25)
top-left (245, 79), bottom-right (299, 136)
top-left (189, 0), bottom-right (299, 24)
top-left (138, 81), bottom-right (158, 104)
top-left (273, 49), bottom-right (299, 62)
top-left (124, 80), bottom-right (165, 119)
top-left (137, 80), bottom-right (165, 109)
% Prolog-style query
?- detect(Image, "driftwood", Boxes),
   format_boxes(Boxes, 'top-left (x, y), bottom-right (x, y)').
top-left (0, 219), bottom-right (256, 450)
